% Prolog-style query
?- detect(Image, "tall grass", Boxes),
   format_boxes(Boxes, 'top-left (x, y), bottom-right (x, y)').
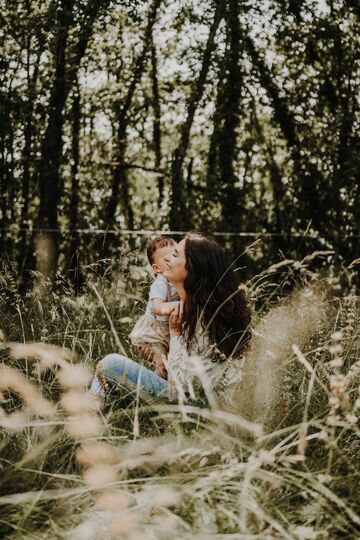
top-left (0, 254), bottom-right (359, 539)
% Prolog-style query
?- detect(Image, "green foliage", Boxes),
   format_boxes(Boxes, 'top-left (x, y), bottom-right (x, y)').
top-left (0, 0), bottom-right (359, 277)
top-left (0, 259), bottom-right (360, 538)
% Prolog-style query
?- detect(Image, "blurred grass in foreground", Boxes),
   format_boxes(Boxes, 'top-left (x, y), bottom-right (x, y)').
top-left (0, 252), bottom-right (359, 539)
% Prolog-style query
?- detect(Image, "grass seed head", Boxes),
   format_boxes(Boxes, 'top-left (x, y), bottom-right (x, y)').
top-left (61, 390), bottom-right (99, 413)
top-left (235, 286), bottom-right (326, 427)
top-left (329, 344), bottom-right (342, 355)
top-left (96, 490), bottom-right (133, 511)
top-left (58, 364), bottom-right (93, 388)
top-left (140, 486), bottom-right (181, 507)
top-left (330, 331), bottom-right (344, 341)
top-left (119, 316), bottom-right (133, 324)
top-left (329, 357), bottom-right (343, 369)
top-left (0, 366), bottom-right (56, 418)
top-left (77, 443), bottom-right (119, 466)
top-left (108, 510), bottom-right (137, 536)
top-left (10, 342), bottom-right (71, 368)
top-left (0, 409), bottom-right (28, 431)
top-left (83, 463), bottom-right (118, 488)
top-left (66, 413), bottom-right (104, 439)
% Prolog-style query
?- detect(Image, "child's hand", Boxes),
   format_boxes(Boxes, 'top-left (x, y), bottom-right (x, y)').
top-left (162, 300), bottom-right (180, 316)
top-left (169, 300), bottom-right (183, 337)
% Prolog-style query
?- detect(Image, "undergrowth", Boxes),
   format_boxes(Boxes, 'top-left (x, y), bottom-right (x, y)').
top-left (0, 253), bottom-right (359, 539)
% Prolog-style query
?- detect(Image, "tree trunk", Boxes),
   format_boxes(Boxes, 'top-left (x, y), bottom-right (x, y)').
top-left (217, 0), bottom-right (243, 234)
top-left (251, 103), bottom-right (287, 250)
top-left (36, 0), bottom-right (74, 278)
top-left (0, 113), bottom-right (7, 256)
top-left (206, 58), bottom-right (227, 200)
top-left (18, 0), bottom-right (45, 274)
top-left (169, 0), bottom-right (225, 231)
top-left (36, 0), bottom-right (111, 278)
top-left (0, 88), bottom-right (6, 255)
top-left (150, 37), bottom-right (163, 207)
top-left (245, 34), bottom-right (324, 232)
top-left (106, 125), bottom-right (135, 232)
top-left (0, 99), bottom-right (13, 259)
top-left (67, 78), bottom-right (83, 292)
top-left (105, 0), bottom-right (162, 236)
top-left (202, 0), bottom-right (243, 236)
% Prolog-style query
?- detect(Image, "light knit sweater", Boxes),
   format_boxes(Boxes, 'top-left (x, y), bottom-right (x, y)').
top-left (167, 330), bottom-right (245, 406)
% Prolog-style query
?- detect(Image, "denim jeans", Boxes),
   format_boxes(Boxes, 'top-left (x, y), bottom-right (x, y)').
top-left (89, 353), bottom-right (171, 401)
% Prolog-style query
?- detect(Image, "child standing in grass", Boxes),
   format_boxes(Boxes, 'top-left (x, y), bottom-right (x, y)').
top-left (129, 236), bottom-right (179, 379)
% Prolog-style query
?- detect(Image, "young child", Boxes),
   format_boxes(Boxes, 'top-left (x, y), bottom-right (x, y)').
top-left (129, 236), bottom-right (179, 378)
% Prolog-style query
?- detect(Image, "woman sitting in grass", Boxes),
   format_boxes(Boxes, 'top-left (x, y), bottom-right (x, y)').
top-left (90, 233), bottom-right (251, 406)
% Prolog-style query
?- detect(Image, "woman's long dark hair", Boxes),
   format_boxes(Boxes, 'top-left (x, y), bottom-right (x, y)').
top-left (182, 233), bottom-right (251, 360)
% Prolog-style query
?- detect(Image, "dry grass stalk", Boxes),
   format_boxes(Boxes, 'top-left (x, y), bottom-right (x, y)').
top-left (235, 286), bottom-right (327, 428)
top-left (266, 259), bottom-right (294, 273)
top-left (348, 257), bottom-right (360, 269)
top-left (0, 366), bottom-right (56, 419)
top-left (292, 344), bottom-right (314, 374)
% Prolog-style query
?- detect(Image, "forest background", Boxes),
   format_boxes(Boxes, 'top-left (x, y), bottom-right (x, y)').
top-left (1, 0), bottom-right (359, 285)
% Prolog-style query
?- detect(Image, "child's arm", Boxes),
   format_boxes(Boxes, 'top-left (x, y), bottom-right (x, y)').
top-left (152, 299), bottom-right (180, 317)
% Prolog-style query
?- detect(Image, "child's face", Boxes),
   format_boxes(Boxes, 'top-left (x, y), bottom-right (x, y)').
top-left (162, 238), bottom-right (187, 284)
top-left (152, 243), bottom-right (177, 274)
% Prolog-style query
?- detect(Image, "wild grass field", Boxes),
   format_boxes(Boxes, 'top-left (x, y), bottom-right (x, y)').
top-left (0, 250), bottom-right (359, 540)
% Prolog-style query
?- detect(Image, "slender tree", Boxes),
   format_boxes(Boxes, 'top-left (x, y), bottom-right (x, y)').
top-left (169, 0), bottom-right (225, 231)
top-left (105, 0), bottom-right (162, 233)
top-left (217, 0), bottom-right (243, 233)
top-left (245, 33), bottom-right (325, 232)
top-left (66, 77), bottom-right (82, 292)
top-left (18, 0), bottom-right (52, 273)
top-left (150, 35), bottom-right (163, 206)
top-left (36, 0), bottom-right (111, 278)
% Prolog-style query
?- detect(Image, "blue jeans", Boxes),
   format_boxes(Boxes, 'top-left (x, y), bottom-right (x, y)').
top-left (90, 353), bottom-right (171, 401)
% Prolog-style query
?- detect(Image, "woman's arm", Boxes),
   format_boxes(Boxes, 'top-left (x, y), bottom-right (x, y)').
top-left (167, 335), bottom-right (190, 385)
top-left (167, 302), bottom-right (191, 386)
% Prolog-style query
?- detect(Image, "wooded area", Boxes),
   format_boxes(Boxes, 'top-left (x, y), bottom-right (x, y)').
top-left (0, 0), bottom-right (359, 283)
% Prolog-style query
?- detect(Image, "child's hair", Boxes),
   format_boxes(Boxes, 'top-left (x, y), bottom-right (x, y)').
top-left (147, 236), bottom-right (176, 265)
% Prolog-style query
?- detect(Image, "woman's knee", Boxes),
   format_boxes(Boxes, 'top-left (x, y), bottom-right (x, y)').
top-left (99, 353), bottom-right (129, 370)
top-left (97, 353), bottom-right (141, 382)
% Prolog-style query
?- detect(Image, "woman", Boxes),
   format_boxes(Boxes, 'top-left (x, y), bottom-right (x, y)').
top-left (90, 233), bottom-right (251, 406)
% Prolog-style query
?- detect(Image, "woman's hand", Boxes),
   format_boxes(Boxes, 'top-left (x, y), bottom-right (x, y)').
top-left (169, 300), bottom-right (183, 337)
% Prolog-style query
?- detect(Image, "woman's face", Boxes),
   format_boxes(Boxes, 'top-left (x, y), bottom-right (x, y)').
top-left (163, 238), bottom-right (187, 284)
